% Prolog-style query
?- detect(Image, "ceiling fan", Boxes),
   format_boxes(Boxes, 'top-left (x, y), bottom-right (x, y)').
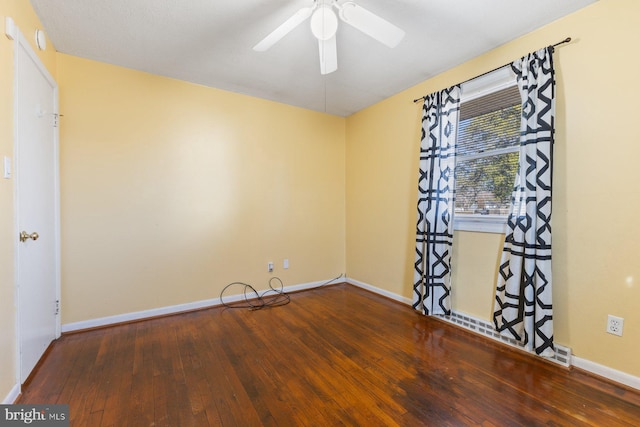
top-left (253, 0), bottom-right (405, 75)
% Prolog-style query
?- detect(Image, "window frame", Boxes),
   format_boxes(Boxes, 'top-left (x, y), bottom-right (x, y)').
top-left (454, 67), bottom-right (520, 234)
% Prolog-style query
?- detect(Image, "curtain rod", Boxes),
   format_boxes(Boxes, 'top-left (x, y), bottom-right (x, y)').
top-left (412, 37), bottom-right (571, 104)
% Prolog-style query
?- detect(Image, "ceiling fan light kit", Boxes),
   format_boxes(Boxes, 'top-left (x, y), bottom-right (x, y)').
top-left (253, 0), bottom-right (405, 75)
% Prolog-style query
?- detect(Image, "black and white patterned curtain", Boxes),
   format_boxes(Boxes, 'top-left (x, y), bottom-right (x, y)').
top-left (493, 47), bottom-right (555, 357)
top-left (413, 85), bottom-right (461, 316)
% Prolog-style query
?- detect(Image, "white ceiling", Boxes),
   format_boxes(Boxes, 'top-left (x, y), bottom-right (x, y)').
top-left (29, 0), bottom-right (596, 117)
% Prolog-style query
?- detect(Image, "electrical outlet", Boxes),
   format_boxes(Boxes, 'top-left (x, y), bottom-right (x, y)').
top-left (267, 262), bottom-right (274, 273)
top-left (606, 315), bottom-right (624, 336)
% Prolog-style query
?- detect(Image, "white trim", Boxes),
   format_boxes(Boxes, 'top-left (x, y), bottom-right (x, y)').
top-left (2, 383), bottom-right (20, 404)
top-left (347, 276), bottom-right (640, 390)
top-left (58, 274), bottom-right (640, 392)
top-left (9, 16), bottom-right (61, 387)
top-left (440, 310), bottom-right (572, 367)
top-left (454, 214), bottom-right (507, 233)
top-left (5, 17), bottom-right (17, 40)
top-left (460, 66), bottom-right (517, 102)
top-left (61, 278), bottom-right (339, 333)
top-left (456, 145), bottom-right (519, 163)
top-left (346, 277), bottom-right (412, 305)
top-left (572, 356), bottom-right (640, 391)
top-left (347, 277), bottom-right (569, 366)
top-left (455, 65), bottom-right (518, 235)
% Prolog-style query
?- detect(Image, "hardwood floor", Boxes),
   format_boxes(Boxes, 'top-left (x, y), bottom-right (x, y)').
top-left (18, 283), bottom-right (640, 426)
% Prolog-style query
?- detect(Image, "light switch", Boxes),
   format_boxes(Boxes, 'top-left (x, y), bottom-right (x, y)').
top-left (3, 156), bottom-right (11, 179)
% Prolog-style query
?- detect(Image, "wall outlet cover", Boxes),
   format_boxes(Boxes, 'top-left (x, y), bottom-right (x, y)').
top-left (606, 315), bottom-right (624, 336)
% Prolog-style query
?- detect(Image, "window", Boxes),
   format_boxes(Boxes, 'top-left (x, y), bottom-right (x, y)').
top-left (454, 69), bottom-right (521, 233)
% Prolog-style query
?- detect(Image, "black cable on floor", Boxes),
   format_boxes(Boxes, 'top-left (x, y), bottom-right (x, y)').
top-left (220, 277), bottom-right (290, 310)
top-left (219, 273), bottom-right (344, 310)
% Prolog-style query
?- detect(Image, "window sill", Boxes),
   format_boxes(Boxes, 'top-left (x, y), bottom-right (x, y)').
top-left (454, 214), bottom-right (507, 234)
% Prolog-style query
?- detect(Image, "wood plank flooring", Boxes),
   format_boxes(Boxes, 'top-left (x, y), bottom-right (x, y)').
top-left (17, 283), bottom-right (640, 426)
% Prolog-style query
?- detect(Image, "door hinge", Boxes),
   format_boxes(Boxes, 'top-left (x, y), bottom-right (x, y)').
top-left (55, 299), bottom-right (60, 316)
top-left (52, 113), bottom-right (63, 128)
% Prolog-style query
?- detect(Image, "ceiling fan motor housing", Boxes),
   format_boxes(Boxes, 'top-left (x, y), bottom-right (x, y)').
top-left (310, 5), bottom-right (338, 40)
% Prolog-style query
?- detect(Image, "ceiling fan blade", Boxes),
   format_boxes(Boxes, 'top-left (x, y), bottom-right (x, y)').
top-left (318, 36), bottom-right (337, 75)
top-left (253, 7), bottom-right (314, 51)
top-left (338, 1), bottom-right (405, 48)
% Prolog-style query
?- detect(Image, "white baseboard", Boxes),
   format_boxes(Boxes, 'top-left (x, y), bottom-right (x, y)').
top-left (61, 275), bottom-right (640, 392)
top-left (61, 277), bottom-right (342, 333)
top-left (346, 276), bottom-right (640, 391)
top-left (441, 310), bottom-right (572, 367)
top-left (347, 277), bottom-right (412, 305)
top-left (2, 383), bottom-right (20, 404)
top-left (348, 277), bottom-right (570, 367)
top-left (572, 356), bottom-right (640, 391)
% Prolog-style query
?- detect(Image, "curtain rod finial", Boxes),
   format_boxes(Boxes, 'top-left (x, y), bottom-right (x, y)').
top-left (551, 37), bottom-right (572, 49)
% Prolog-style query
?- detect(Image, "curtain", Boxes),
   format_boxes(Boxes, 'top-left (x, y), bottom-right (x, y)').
top-left (493, 47), bottom-right (556, 357)
top-left (413, 85), bottom-right (461, 316)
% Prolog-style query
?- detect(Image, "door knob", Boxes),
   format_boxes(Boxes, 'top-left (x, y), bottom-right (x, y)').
top-left (19, 231), bottom-right (39, 242)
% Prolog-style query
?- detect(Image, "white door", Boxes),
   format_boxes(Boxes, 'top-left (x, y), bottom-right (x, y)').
top-left (13, 25), bottom-right (60, 383)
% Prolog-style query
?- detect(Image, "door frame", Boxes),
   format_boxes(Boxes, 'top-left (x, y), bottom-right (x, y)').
top-left (6, 17), bottom-right (61, 386)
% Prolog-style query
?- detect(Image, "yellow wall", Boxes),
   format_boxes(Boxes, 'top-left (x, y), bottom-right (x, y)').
top-left (57, 54), bottom-right (346, 324)
top-left (2, 0), bottom-right (638, 403)
top-left (346, 0), bottom-right (640, 377)
top-left (1, 0), bottom-right (57, 402)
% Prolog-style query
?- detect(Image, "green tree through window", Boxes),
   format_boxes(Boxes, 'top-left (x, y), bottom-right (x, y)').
top-left (455, 89), bottom-right (521, 216)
